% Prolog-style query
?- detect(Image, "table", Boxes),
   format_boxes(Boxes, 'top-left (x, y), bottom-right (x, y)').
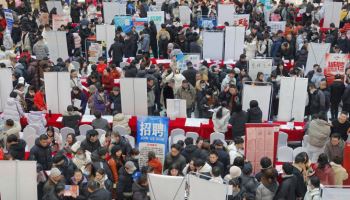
top-left (273, 121), bottom-right (305, 142)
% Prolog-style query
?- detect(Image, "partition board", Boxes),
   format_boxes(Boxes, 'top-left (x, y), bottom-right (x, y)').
top-left (57, 72), bottom-right (71, 113)
top-left (44, 72), bottom-right (71, 113)
top-left (179, 6), bottom-right (191, 25)
top-left (0, 161), bottom-right (37, 200)
top-left (321, 187), bottom-right (350, 200)
top-left (147, 11), bottom-right (165, 31)
top-left (242, 84), bottom-right (272, 121)
top-left (248, 58), bottom-right (273, 80)
top-left (203, 31), bottom-right (224, 60)
top-left (278, 77), bottom-right (308, 122)
top-left (267, 21), bottom-right (286, 33)
top-left (324, 2), bottom-right (342, 28)
top-left (96, 24), bottom-right (115, 57)
top-left (46, 1), bottom-right (63, 15)
top-left (188, 175), bottom-right (228, 200)
top-left (224, 26), bottom-right (246, 61)
top-left (103, 2), bottom-right (126, 24)
top-left (305, 43), bottom-right (331, 73)
top-left (46, 31), bottom-right (68, 63)
top-left (0, 68), bottom-right (13, 112)
top-left (120, 78), bottom-right (148, 116)
top-left (148, 174), bottom-right (185, 200)
top-left (167, 99), bottom-right (187, 119)
top-left (218, 4), bottom-right (235, 25)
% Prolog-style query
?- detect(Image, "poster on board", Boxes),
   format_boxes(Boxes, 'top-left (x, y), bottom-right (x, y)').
top-left (267, 21), bottom-right (286, 33)
top-left (114, 15), bottom-right (133, 32)
top-left (248, 58), bottom-right (273, 81)
top-left (147, 11), bottom-right (164, 31)
top-left (324, 53), bottom-right (350, 75)
top-left (197, 17), bottom-right (217, 29)
top-left (233, 14), bottom-right (249, 28)
top-left (137, 116), bottom-right (169, 167)
top-left (88, 43), bottom-right (103, 63)
top-left (134, 18), bottom-right (148, 32)
top-left (176, 53), bottom-right (201, 71)
top-left (52, 15), bottom-right (70, 31)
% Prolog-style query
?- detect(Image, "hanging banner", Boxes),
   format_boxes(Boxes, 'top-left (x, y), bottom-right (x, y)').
top-left (267, 21), bottom-right (286, 33)
top-left (197, 17), bottom-right (217, 29)
top-left (324, 53), bottom-right (349, 75)
top-left (52, 15), bottom-right (70, 31)
top-left (137, 116), bottom-right (169, 167)
top-left (233, 14), bottom-right (249, 28)
top-left (248, 58), bottom-right (273, 81)
top-left (88, 42), bottom-right (103, 63)
top-left (4, 9), bottom-right (14, 32)
top-left (176, 53), bottom-right (201, 72)
top-left (134, 17), bottom-right (148, 32)
top-left (147, 11), bottom-right (164, 31)
top-left (114, 15), bottom-right (133, 32)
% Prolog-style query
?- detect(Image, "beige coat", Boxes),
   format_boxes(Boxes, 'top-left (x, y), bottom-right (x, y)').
top-left (330, 162), bottom-right (349, 185)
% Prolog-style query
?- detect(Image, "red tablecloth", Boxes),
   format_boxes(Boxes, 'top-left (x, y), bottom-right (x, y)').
top-left (273, 121), bottom-right (305, 142)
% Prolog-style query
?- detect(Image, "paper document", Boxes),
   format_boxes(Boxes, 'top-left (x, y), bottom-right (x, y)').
top-left (185, 118), bottom-right (209, 127)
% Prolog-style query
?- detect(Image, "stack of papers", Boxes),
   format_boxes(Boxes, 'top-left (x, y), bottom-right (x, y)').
top-left (185, 118), bottom-right (209, 127)
top-left (81, 115), bottom-right (113, 123)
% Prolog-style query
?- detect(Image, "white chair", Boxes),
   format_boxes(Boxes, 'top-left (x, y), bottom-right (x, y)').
top-left (113, 125), bottom-right (128, 136)
top-left (95, 129), bottom-right (106, 138)
top-left (23, 126), bottom-right (36, 138)
top-left (186, 132), bottom-right (199, 142)
top-left (26, 124), bottom-right (41, 135)
top-left (171, 128), bottom-right (185, 136)
top-left (53, 127), bottom-right (60, 134)
top-left (79, 124), bottom-right (93, 136)
top-left (76, 135), bottom-right (85, 142)
top-left (210, 132), bottom-right (225, 144)
top-left (125, 135), bottom-right (135, 148)
top-left (277, 146), bottom-right (294, 162)
top-left (60, 127), bottom-right (75, 144)
top-left (172, 134), bottom-right (186, 145)
top-left (302, 135), bottom-right (309, 148)
top-left (293, 147), bottom-right (308, 160)
top-left (278, 132), bottom-right (288, 147)
top-left (24, 134), bottom-right (37, 150)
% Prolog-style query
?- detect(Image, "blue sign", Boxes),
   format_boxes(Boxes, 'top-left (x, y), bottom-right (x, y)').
top-left (137, 116), bottom-right (169, 145)
top-left (114, 16), bottom-right (133, 33)
top-left (133, 18), bottom-right (148, 33)
top-left (197, 17), bottom-right (217, 29)
top-left (4, 9), bottom-right (14, 32)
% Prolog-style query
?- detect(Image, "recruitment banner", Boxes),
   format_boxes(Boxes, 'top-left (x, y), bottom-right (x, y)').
top-left (52, 15), bottom-right (70, 31)
top-left (197, 17), bottom-right (217, 29)
top-left (324, 53), bottom-right (349, 75)
top-left (137, 116), bottom-right (169, 167)
top-left (4, 9), bottom-right (13, 32)
top-left (147, 11), bottom-right (164, 30)
top-left (114, 15), bottom-right (133, 32)
top-left (134, 17), bottom-right (148, 32)
top-left (88, 42), bottom-right (103, 63)
top-left (248, 58), bottom-right (273, 81)
top-left (233, 14), bottom-right (249, 28)
top-left (176, 53), bottom-right (201, 71)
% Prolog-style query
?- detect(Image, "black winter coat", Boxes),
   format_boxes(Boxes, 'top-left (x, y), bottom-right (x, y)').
top-left (181, 144), bottom-right (200, 163)
top-left (8, 139), bottom-right (26, 160)
top-left (108, 41), bottom-right (124, 63)
top-left (182, 67), bottom-right (197, 87)
top-left (116, 167), bottom-right (134, 200)
top-left (56, 157), bottom-right (78, 183)
top-left (88, 188), bottom-right (112, 200)
top-left (132, 182), bottom-right (150, 200)
top-left (273, 175), bottom-right (297, 200)
top-left (247, 107), bottom-right (262, 123)
top-left (29, 138), bottom-right (52, 170)
top-left (330, 80), bottom-right (345, 104)
top-left (80, 132), bottom-right (101, 153)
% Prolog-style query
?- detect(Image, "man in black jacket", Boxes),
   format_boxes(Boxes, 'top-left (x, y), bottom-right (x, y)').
top-left (87, 180), bottom-right (112, 200)
top-left (81, 130), bottom-right (101, 153)
top-left (108, 37), bottom-right (124, 67)
top-left (6, 134), bottom-right (26, 160)
top-left (29, 134), bottom-right (52, 170)
top-left (181, 137), bottom-right (200, 163)
top-left (208, 150), bottom-right (225, 177)
top-left (330, 74), bottom-right (345, 120)
top-left (182, 61), bottom-right (197, 87)
top-left (117, 161), bottom-right (136, 200)
top-left (292, 153), bottom-right (307, 199)
top-left (52, 153), bottom-right (78, 183)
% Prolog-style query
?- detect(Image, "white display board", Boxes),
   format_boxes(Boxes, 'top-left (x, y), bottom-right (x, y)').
top-left (103, 2), bottom-right (126, 24)
top-left (267, 21), bottom-right (286, 33)
top-left (249, 58), bottom-right (273, 81)
top-left (0, 161), bottom-right (37, 200)
top-left (224, 26), bottom-right (245, 61)
top-left (323, 2), bottom-right (342, 28)
top-left (179, 6), bottom-right (191, 25)
top-left (120, 78), bottom-right (148, 116)
top-left (44, 72), bottom-right (71, 113)
top-left (278, 77), bottom-right (308, 122)
top-left (0, 68), bottom-right (13, 112)
top-left (46, 31), bottom-right (68, 63)
top-left (96, 24), bottom-right (115, 58)
top-left (321, 187), bottom-right (350, 200)
top-left (242, 84), bottom-right (272, 121)
top-left (148, 174), bottom-right (186, 200)
top-left (147, 11), bottom-right (165, 31)
top-left (218, 4), bottom-right (235, 25)
top-left (305, 43), bottom-right (331, 73)
top-left (203, 31), bottom-right (224, 60)
top-left (46, 1), bottom-right (63, 15)
top-left (188, 175), bottom-right (228, 200)
top-left (232, 14), bottom-right (249, 28)
top-left (167, 99), bottom-right (187, 119)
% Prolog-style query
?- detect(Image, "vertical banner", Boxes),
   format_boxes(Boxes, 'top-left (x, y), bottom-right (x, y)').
top-left (248, 58), bottom-right (273, 81)
top-left (103, 2), bottom-right (126, 24)
top-left (120, 78), bottom-right (148, 116)
top-left (137, 116), bottom-right (169, 167)
top-left (44, 72), bottom-right (71, 113)
top-left (114, 15), bottom-right (133, 32)
top-left (3, 9), bottom-right (13, 32)
top-left (52, 15), bottom-right (70, 31)
top-left (224, 26), bottom-right (245, 61)
top-left (46, 31), bottom-right (68, 63)
top-left (147, 11), bottom-right (164, 31)
top-left (232, 14), bottom-right (250, 28)
top-left (242, 83), bottom-right (272, 121)
top-left (88, 43), bottom-right (102, 63)
top-left (305, 43), bottom-right (331, 73)
top-left (323, 2), bottom-right (342, 28)
top-left (203, 31), bottom-right (224, 60)
top-left (176, 53), bottom-right (201, 71)
top-left (267, 21), bottom-right (286, 33)
top-left (218, 4), bottom-right (235, 25)
top-left (0, 68), bottom-right (13, 112)
top-left (278, 77), bottom-right (308, 122)
top-left (245, 124), bottom-right (278, 174)
top-left (179, 6), bottom-right (191, 25)
top-left (197, 17), bottom-right (217, 29)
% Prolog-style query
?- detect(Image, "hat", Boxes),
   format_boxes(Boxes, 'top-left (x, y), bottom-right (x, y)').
top-left (50, 168), bottom-right (61, 178)
top-left (125, 161), bottom-right (137, 173)
top-left (18, 77), bottom-right (25, 84)
top-left (213, 139), bottom-right (223, 146)
top-left (233, 68), bottom-right (240, 74)
top-left (229, 166), bottom-right (242, 179)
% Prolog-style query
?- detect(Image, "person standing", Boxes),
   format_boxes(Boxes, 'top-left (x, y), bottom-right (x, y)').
top-left (108, 37), bottom-right (124, 67)
top-left (329, 74), bottom-right (345, 120)
top-left (33, 35), bottom-right (49, 60)
top-left (176, 80), bottom-right (196, 117)
top-left (157, 24), bottom-right (170, 58)
top-left (331, 111), bottom-right (350, 141)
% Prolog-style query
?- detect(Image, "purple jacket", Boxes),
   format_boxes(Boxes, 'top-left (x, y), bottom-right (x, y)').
top-left (93, 92), bottom-right (109, 113)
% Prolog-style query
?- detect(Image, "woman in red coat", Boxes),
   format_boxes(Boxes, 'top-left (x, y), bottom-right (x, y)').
top-left (0, 13), bottom-right (7, 45)
top-left (102, 68), bottom-right (114, 92)
top-left (33, 87), bottom-right (47, 111)
top-left (314, 153), bottom-right (335, 186)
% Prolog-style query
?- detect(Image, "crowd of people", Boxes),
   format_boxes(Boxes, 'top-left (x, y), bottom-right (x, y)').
top-left (0, 0), bottom-right (350, 199)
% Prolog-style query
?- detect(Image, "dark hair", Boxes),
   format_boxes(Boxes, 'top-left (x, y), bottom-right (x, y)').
top-left (87, 180), bottom-right (100, 191)
top-left (294, 153), bottom-right (306, 164)
top-left (96, 168), bottom-right (105, 175)
top-left (171, 144), bottom-right (181, 151)
top-left (138, 174), bottom-right (148, 185)
top-left (229, 177), bottom-right (241, 187)
top-left (234, 104), bottom-right (243, 112)
top-left (260, 157), bottom-right (272, 169)
top-left (67, 105), bottom-right (74, 112)
top-left (6, 134), bottom-right (18, 143)
top-left (249, 100), bottom-right (259, 108)
top-left (184, 137), bottom-right (194, 146)
top-left (233, 137), bottom-right (244, 145)
top-left (53, 153), bottom-right (65, 164)
top-left (209, 150), bottom-right (219, 157)
top-left (317, 153), bottom-right (330, 170)
top-left (233, 157), bottom-right (245, 169)
top-left (39, 134), bottom-right (49, 141)
top-left (282, 163), bottom-right (294, 175)
top-left (211, 166), bottom-right (221, 177)
top-left (167, 164), bottom-right (180, 176)
top-left (131, 148), bottom-right (140, 155)
top-left (309, 176), bottom-right (320, 188)
top-left (340, 111), bottom-right (349, 116)
top-left (9, 91), bottom-right (17, 98)
top-left (216, 107), bottom-right (224, 119)
top-left (5, 119), bottom-right (14, 127)
top-left (193, 158), bottom-right (205, 167)
top-left (66, 133), bottom-right (77, 145)
top-left (54, 183), bottom-right (65, 194)
top-left (148, 151), bottom-right (156, 160)
top-left (331, 133), bottom-right (341, 140)
top-left (94, 110), bottom-right (102, 118)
